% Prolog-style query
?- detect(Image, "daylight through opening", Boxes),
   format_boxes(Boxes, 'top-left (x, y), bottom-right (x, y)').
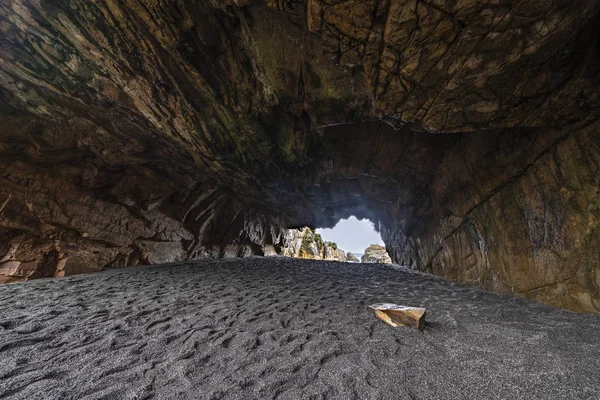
top-left (274, 217), bottom-right (391, 264)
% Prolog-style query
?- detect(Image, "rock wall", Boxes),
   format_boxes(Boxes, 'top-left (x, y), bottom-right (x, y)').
top-left (394, 123), bottom-right (600, 313)
top-left (279, 228), bottom-right (347, 262)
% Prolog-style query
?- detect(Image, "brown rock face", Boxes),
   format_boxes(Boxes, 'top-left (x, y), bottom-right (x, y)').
top-left (0, 1), bottom-right (599, 312)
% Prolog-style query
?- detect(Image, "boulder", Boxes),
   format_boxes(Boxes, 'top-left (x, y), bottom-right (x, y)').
top-left (346, 253), bottom-right (359, 263)
top-left (361, 245), bottom-right (392, 264)
top-left (369, 304), bottom-right (426, 331)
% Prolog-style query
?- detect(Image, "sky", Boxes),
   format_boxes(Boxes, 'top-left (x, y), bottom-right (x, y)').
top-left (316, 216), bottom-right (384, 254)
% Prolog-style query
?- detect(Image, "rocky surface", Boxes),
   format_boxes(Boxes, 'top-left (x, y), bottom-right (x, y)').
top-left (369, 303), bottom-right (427, 330)
top-left (323, 245), bottom-right (347, 263)
top-left (361, 245), bottom-right (393, 264)
top-left (279, 227), bottom-right (347, 262)
top-left (393, 125), bottom-right (600, 313)
top-left (0, 1), bottom-right (599, 312)
top-left (346, 252), bottom-right (359, 263)
top-left (1, 258), bottom-right (600, 399)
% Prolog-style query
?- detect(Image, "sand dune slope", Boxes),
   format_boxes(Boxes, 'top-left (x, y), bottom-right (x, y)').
top-left (0, 258), bottom-right (599, 399)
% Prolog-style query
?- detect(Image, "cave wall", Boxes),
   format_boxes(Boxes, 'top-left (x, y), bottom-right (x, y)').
top-left (298, 120), bottom-right (600, 313)
top-left (0, 114), bottom-right (284, 282)
top-left (0, 0), bottom-right (304, 282)
top-left (393, 123), bottom-right (600, 313)
top-left (1, 1), bottom-right (599, 312)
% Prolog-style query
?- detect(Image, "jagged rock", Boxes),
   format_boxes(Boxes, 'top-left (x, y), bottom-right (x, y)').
top-left (369, 304), bottom-right (426, 331)
top-left (279, 228), bottom-right (347, 262)
top-left (346, 253), bottom-right (359, 263)
top-left (0, 1), bottom-right (599, 312)
top-left (280, 228), bottom-right (311, 259)
top-left (361, 245), bottom-right (392, 264)
top-left (323, 245), bottom-right (347, 262)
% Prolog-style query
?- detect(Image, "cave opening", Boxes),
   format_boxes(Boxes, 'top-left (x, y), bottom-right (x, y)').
top-left (276, 213), bottom-right (393, 264)
top-left (316, 216), bottom-right (387, 262)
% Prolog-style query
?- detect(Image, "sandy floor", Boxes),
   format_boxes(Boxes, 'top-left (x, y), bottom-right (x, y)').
top-left (0, 257), bottom-right (599, 400)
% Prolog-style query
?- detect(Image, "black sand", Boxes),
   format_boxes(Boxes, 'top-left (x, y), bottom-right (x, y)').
top-left (0, 257), bottom-right (599, 399)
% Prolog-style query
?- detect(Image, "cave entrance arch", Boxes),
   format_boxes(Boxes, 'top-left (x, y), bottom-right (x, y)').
top-left (316, 216), bottom-right (384, 260)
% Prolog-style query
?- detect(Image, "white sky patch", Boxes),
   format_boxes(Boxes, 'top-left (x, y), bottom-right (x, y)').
top-left (316, 216), bottom-right (384, 254)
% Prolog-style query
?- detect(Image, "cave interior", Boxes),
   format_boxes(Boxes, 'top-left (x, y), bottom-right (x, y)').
top-left (0, 0), bottom-right (599, 313)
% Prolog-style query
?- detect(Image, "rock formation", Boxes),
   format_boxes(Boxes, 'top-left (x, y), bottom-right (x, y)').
top-left (0, 1), bottom-right (599, 312)
top-left (369, 303), bottom-right (426, 330)
top-left (279, 228), bottom-right (346, 261)
top-left (346, 253), bottom-right (359, 263)
top-left (361, 245), bottom-right (393, 264)
top-left (323, 244), bottom-right (347, 263)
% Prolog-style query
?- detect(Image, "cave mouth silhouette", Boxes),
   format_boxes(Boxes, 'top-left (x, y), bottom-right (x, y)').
top-left (316, 216), bottom-right (384, 256)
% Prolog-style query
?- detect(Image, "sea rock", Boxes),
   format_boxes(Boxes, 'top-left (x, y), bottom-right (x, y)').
top-left (361, 245), bottom-right (392, 264)
top-left (323, 246), bottom-right (347, 262)
top-left (279, 228), bottom-right (347, 262)
top-left (346, 253), bottom-right (359, 263)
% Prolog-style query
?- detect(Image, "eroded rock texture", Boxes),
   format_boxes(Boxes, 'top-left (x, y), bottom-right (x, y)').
top-left (0, 0), bottom-right (599, 312)
top-left (361, 245), bottom-right (392, 264)
top-left (279, 227), bottom-right (347, 261)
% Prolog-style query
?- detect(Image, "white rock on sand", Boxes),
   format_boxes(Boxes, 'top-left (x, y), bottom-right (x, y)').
top-left (0, 257), bottom-right (599, 399)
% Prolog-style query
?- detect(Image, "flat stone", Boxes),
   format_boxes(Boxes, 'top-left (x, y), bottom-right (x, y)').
top-left (369, 303), bottom-right (426, 330)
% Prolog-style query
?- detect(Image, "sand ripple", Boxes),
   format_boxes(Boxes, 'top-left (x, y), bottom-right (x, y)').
top-left (0, 258), bottom-right (599, 399)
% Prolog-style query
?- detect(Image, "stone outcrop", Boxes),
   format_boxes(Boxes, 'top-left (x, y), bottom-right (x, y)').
top-left (323, 245), bottom-right (347, 263)
top-left (346, 253), bottom-right (359, 263)
top-left (279, 228), bottom-right (346, 261)
top-left (361, 245), bottom-right (393, 264)
top-left (0, 1), bottom-right (599, 312)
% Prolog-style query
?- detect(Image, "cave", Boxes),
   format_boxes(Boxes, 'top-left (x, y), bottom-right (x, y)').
top-left (316, 216), bottom-right (386, 257)
top-left (3, 2), bottom-right (600, 397)
top-left (1, 0), bottom-right (599, 316)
